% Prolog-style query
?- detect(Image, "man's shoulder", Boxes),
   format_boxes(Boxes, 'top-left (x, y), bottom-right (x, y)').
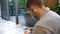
top-left (35, 11), bottom-right (60, 27)
top-left (46, 10), bottom-right (60, 18)
top-left (42, 10), bottom-right (60, 21)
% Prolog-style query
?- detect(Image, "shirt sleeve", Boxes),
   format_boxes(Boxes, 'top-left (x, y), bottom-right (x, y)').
top-left (32, 26), bottom-right (54, 34)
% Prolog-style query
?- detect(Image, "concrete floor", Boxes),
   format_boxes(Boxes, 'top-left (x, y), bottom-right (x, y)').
top-left (0, 17), bottom-right (24, 34)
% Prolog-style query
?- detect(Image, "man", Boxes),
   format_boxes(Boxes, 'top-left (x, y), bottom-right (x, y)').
top-left (26, 0), bottom-right (60, 34)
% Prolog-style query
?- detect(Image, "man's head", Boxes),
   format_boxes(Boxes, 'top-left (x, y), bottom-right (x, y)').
top-left (26, 0), bottom-right (45, 19)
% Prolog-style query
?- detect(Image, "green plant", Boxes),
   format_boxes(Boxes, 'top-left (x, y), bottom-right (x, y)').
top-left (56, 3), bottom-right (60, 15)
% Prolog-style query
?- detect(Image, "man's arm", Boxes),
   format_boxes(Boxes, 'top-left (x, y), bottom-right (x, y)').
top-left (32, 26), bottom-right (54, 34)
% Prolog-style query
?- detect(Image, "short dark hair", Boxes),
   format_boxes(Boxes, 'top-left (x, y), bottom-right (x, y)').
top-left (26, 0), bottom-right (43, 8)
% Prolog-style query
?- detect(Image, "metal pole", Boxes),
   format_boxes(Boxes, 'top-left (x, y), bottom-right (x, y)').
top-left (1, 0), bottom-right (9, 20)
top-left (6, 0), bottom-right (9, 20)
top-left (15, 0), bottom-right (19, 24)
top-left (0, 2), bottom-right (1, 17)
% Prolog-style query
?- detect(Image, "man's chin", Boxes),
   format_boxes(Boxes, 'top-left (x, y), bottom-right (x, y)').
top-left (34, 16), bottom-right (39, 20)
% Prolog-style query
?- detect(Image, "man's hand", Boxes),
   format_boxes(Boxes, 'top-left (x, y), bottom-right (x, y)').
top-left (28, 27), bottom-right (33, 32)
top-left (28, 27), bottom-right (33, 33)
top-left (24, 30), bottom-right (28, 34)
top-left (24, 27), bottom-right (33, 34)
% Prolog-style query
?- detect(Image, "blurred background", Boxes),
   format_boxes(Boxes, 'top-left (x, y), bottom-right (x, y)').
top-left (0, 0), bottom-right (60, 27)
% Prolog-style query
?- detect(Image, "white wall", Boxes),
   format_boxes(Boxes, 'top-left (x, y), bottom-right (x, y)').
top-left (0, 3), bottom-right (1, 17)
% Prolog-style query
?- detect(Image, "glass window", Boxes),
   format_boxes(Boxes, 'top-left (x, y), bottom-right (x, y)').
top-left (9, 0), bottom-right (27, 25)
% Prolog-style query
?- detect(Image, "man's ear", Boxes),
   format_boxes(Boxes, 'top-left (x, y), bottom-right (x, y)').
top-left (31, 7), bottom-right (37, 13)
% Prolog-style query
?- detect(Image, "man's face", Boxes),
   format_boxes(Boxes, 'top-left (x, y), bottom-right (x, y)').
top-left (29, 8), bottom-right (36, 16)
top-left (28, 6), bottom-right (39, 20)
